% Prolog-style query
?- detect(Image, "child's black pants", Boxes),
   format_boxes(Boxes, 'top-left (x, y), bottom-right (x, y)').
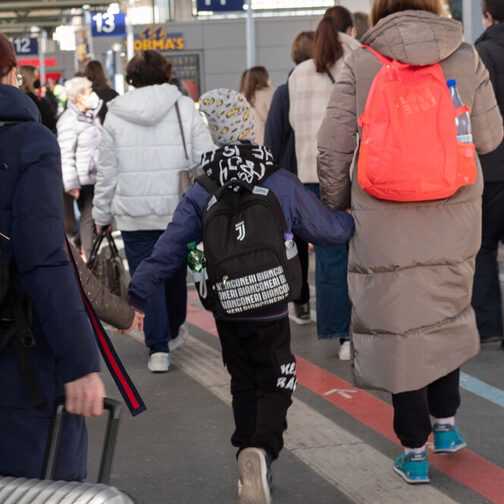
top-left (215, 316), bottom-right (296, 460)
top-left (391, 368), bottom-right (460, 448)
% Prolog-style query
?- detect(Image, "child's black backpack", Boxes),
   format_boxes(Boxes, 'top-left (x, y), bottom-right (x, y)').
top-left (195, 173), bottom-right (301, 318)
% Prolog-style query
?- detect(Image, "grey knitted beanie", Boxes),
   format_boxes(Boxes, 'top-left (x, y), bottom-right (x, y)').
top-left (199, 88), bottom-right (255, 145)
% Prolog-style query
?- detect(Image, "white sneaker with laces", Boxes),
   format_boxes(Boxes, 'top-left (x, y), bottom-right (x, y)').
top-left (148, 352), bottom-right (170, 373)
top-left (338, 340), bottom-right (351, 361)
top-left (168, 325), bottom-right (188, 353)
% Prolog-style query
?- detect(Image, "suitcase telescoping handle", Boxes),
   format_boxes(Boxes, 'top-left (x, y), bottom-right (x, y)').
top-left (42, 397), bottom-right (121, 484)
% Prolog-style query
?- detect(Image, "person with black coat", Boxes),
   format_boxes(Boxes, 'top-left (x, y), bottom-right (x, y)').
top-left (264, 31), bottom-right (314, 326)
top-left (0, 34), bottom-right (105, 481)
top-left (20, 65), bottom-right (58, 133)
top-left (472, 0), bottom-right (504, 346)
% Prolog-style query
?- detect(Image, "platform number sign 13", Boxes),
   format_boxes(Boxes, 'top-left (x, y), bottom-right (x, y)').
top-left (91, 12), bottom-right (126, 38)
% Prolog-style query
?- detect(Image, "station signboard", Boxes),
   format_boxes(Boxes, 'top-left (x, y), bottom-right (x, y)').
top-left (134, 26), bottom-right (185, 52)
top-left (196, 0), bottom-right (245, 12)
top-left (91, 12), bottom-right (126, 37)
top-left (12, 37), bottom-right (39, 56)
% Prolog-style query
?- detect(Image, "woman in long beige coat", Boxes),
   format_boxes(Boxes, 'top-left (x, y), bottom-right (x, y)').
top-left (317, 0), bottom-right (503, 484)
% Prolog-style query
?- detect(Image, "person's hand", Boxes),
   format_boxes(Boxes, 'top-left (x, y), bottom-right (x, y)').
top-left (134, 311), bottom-right (145, 332)
top-left (68, 188), bottom-right (80, 200)
top-left (96, 223), bottom-right (113, 234)
top-left (64, 372), bottom-right (105, 416)
top-left (118, 311), bottom-right (144, 334)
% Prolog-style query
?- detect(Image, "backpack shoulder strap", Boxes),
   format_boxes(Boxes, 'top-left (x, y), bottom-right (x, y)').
top-left (196, 174), bottom-right (220, 195)
top-left (361, 45), bottom-right (393, 66)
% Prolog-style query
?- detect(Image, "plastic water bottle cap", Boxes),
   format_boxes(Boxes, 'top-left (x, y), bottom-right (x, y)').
top-left (187, 242), bottom-right (197, 250)
top-left (284, 232), bottom-right (294, 240)
top-left (447, 79), bottom-right (457, 87)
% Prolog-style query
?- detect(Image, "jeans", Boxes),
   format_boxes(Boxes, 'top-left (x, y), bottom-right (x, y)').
top-left (304, 183), bottom-right (351, 340)
top-left (392, 369), bottom-right (460, 448)
top-left (76, 185), bottom-right (95, 261)
top-left (471, 182), bottom-right (504, 340)
top-left (122, 230), bottom-right (187, 354)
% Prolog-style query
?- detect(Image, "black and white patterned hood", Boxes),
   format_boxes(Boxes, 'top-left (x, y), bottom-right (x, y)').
top-left (201, 141), bottom-right (276, 189)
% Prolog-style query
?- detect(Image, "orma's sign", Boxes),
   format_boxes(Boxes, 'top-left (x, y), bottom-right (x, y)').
top-left (134, 26), bottom-right (184, 52)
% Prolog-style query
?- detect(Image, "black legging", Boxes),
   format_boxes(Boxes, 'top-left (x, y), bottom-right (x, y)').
top-left (392, 369), bottom-right (461, 448)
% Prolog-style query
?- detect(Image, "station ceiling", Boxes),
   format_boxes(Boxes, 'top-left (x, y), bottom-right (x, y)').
top-left (0, 0), bottom-right (115, 34)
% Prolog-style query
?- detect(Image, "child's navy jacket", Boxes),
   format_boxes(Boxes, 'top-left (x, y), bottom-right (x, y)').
top-left (129, 161), bottom-right (355, 313)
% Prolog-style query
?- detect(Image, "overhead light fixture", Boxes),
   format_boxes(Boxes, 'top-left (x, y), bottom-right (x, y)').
top-left (108, 3), bottom-right (121, 14)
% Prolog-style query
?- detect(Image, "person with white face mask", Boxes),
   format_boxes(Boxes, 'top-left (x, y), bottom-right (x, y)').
top-left (57, 76), bottom-right (103, 260)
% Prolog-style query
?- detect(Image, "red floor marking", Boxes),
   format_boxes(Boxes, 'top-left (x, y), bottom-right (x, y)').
top-left (185, 302), bottom-right (504, 503)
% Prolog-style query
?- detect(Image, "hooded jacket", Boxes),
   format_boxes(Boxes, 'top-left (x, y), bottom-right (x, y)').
top-left (128, 142), bottom-right (354, 314)
top-left (264, 76), bottom-right (297, 175)
top-left (317, 11), bottom-right (503, 394)
top-left (57, 100), bottom-right (103, 191)
top-left (289, 32), bottom-right (361, 184)
top-left (0, 84), bottom-right (99, 479)
top-left (92, 83), bottom-right (215, 231)
top-left (475, 22), bottom-right (504, 181)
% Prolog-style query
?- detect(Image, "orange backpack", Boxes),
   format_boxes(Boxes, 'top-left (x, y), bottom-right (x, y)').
top-left (357, 46), bottom-right (477, 202)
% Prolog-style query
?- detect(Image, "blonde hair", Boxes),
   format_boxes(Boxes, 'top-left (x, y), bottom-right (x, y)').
top-left (370, 0), bottom-right (445, 26)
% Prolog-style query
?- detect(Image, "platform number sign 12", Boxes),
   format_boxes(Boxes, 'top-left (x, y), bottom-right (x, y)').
top-left (91, 12), bottom-right (126, 38)
top-left (12, 37), bottom-right (38, 56)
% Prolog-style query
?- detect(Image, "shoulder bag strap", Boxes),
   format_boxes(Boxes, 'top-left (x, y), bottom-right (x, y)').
top-left (327, 71), bottom-right (335, 84)
top-left (175, 101), bottom-right (189, 161)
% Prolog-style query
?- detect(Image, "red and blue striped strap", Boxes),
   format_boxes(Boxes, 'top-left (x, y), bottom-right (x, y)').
top-left (65, 236), bottom-right (147, 417)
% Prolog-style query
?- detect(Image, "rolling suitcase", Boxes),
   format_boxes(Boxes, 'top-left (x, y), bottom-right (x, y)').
top-left (0, 398), bottom-right (134, 503)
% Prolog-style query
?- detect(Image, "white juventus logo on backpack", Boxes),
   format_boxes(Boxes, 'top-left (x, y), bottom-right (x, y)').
top-left (235, 221), bottom-right (246, 241)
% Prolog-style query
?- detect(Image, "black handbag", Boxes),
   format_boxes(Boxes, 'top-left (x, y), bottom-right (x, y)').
top-left (87, 231), bottom-right (129, 301)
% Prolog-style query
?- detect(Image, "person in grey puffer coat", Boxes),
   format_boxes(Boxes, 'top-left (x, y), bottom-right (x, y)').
top-left (318, 0), bottom-right (503, 484)
top-left (57, 76), bottom-right (103, 260)
top-left (92, 50), bottom-right (215, 373)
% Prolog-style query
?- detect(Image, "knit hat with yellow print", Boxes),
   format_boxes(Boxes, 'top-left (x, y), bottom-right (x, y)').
top-left (198, 88), bottom-right (255, 146)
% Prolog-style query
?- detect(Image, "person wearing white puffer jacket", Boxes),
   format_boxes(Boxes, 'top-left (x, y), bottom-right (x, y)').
top-left (92, 50), bottom-right (215, 373)
top-left (58, 76), bottom-right (103, 261)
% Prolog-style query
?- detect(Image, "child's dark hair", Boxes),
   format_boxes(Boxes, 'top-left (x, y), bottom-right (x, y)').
top-left (482, 0), bottom-right (504, 21)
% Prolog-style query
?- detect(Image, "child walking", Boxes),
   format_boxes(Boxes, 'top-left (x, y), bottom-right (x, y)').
top-left (128, 89), bottom-right (354, 504)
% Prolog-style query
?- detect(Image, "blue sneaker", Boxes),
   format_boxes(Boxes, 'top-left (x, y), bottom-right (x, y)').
top-left (433, 423), bottom-right (467, 453)
top-left (394, 451), bottom-right (430, 484)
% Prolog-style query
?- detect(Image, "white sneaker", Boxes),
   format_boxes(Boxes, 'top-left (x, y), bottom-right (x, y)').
top-left (148, 352), bottom-right (170, 373)
top-left (237, 448), bottom-right (271, 504)
top-left (168, 325), bottom-right (188, 353)
top-left (338, 340), bottom-right (351, 361)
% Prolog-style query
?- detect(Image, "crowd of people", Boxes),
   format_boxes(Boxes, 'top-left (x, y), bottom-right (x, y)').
top-left (0, 0), bottom-right (503, 503)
